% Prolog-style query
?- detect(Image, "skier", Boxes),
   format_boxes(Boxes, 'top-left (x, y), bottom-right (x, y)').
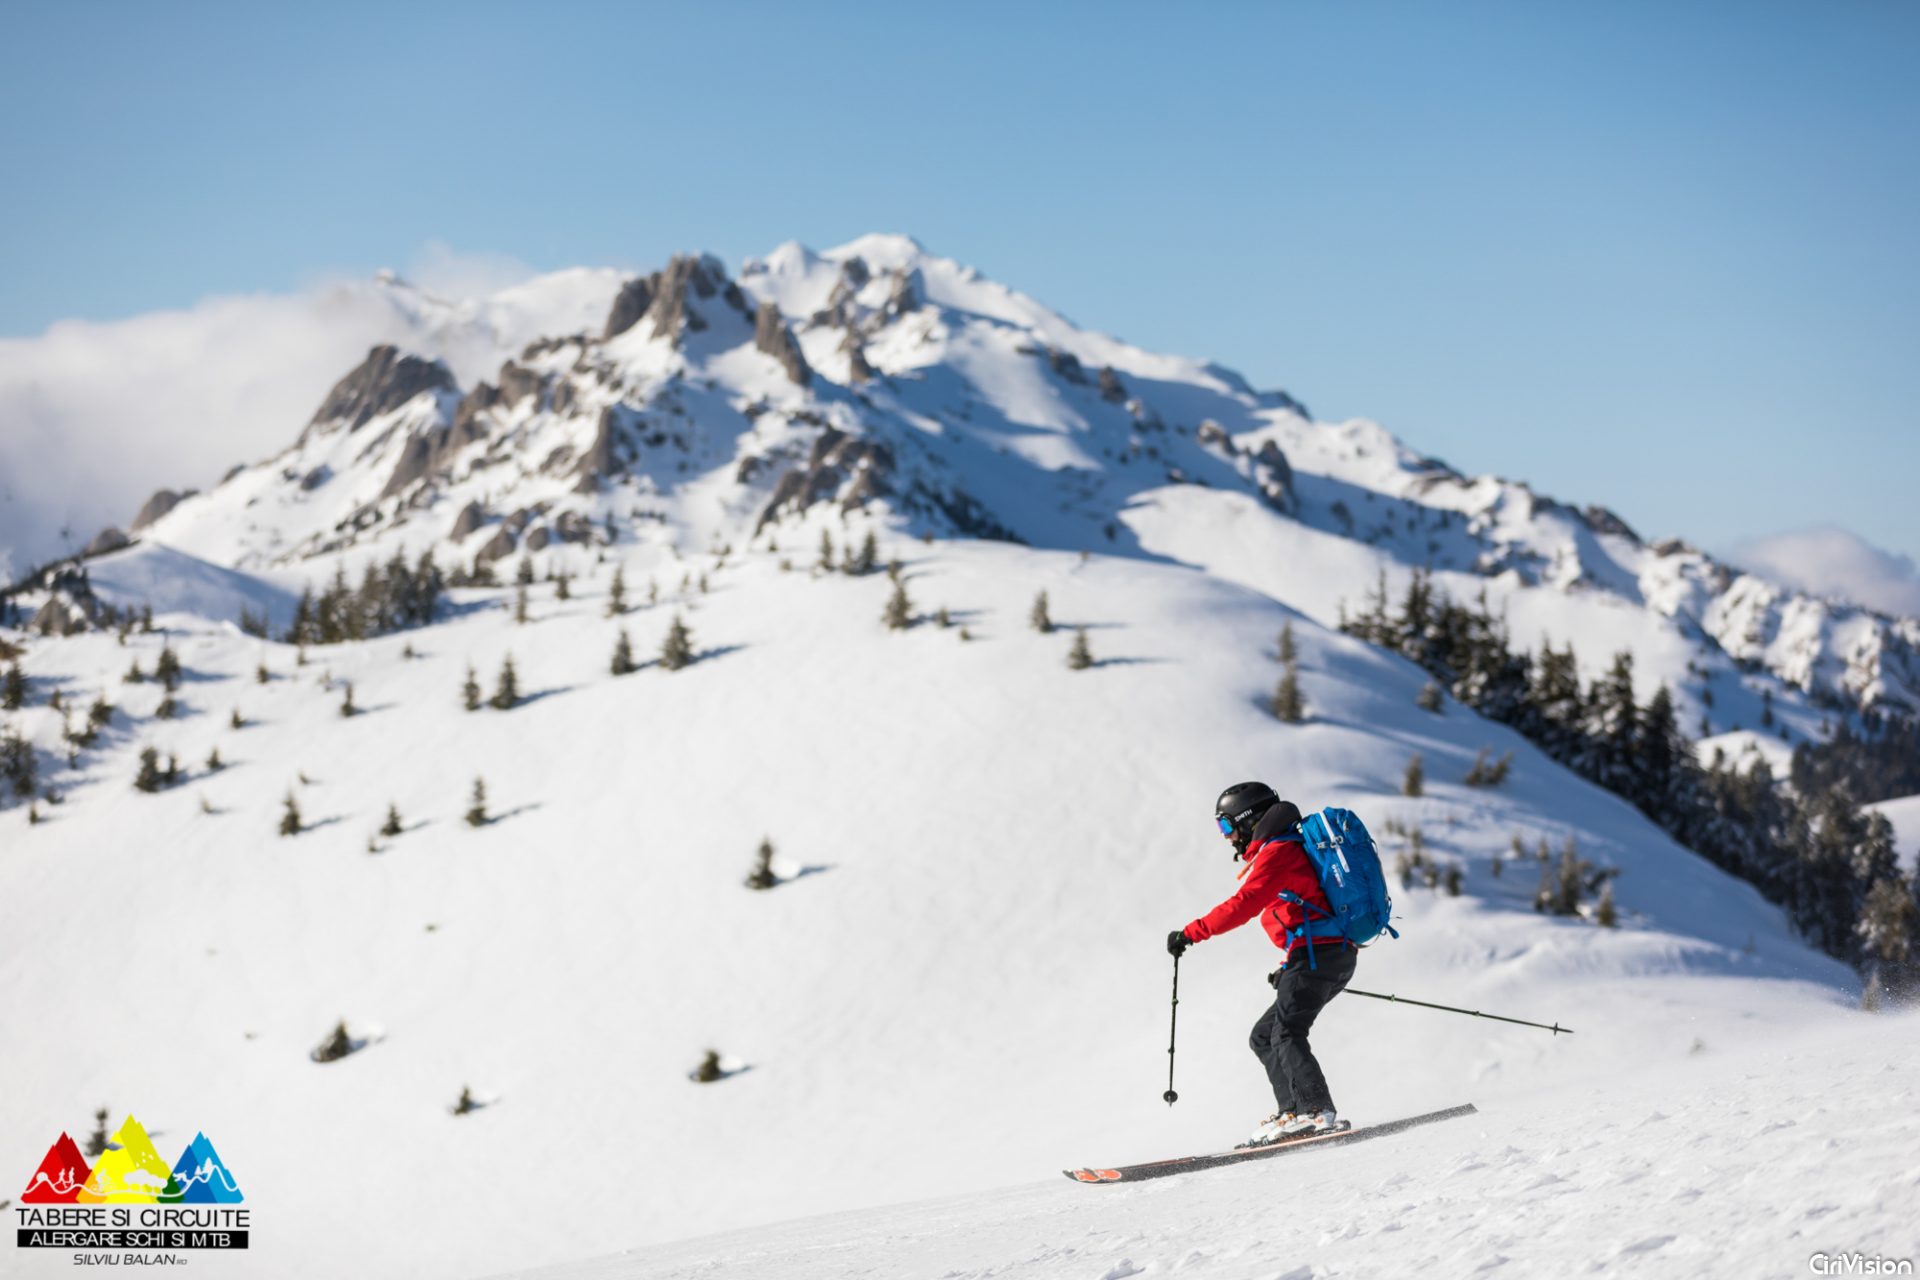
top-left (1166, 782), bottom-right (1356, 1147)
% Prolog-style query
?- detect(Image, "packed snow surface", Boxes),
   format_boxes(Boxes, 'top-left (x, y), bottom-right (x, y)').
top-left (496, 1010), bottom-right (1920, 1280)
top-left (0, 541), bottom-right (1876, 1279)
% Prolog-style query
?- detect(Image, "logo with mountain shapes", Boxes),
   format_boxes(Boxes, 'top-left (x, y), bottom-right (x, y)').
top-left (20, 1115), bottom-right (242, 1204)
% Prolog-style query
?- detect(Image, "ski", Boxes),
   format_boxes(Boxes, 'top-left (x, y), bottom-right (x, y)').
top-left (1064, 1102), bottom-right (1477, 1183)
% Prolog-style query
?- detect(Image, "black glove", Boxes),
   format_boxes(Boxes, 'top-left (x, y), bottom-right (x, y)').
top-left (1167, 930), bottom-right (1191, 958)
top-left (1267, 967), bottom-right (1281, 988)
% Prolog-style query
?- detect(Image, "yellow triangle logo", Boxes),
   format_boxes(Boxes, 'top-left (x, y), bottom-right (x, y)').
top-left (76, 1116), bottom-right (182, 1203)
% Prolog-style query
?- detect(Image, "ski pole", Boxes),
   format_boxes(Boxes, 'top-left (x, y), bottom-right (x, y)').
top-left (1163, 952), bottom-right (1181, 1105)
top-left (1344, 987), bottom-right (1573, 1036)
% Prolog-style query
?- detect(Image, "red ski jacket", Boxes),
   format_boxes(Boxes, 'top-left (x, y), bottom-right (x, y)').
top-left (1183, 832), bottom-right (1334, 957)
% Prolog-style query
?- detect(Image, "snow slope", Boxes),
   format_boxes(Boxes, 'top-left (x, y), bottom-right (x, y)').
top-left (498, 1008), bottom-right (1920, 1280)
top-left (0, 540), bottom-right (1867, 1280)
top-left (3, 236), bottom-right (1912, 1280)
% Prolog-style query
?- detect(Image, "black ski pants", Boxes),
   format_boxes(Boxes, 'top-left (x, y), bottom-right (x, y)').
top-left (1250, 942), bottom-right (1356, 1115)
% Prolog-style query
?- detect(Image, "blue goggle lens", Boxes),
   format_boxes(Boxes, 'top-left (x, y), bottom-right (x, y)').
top-left (1216, 816), bottom-right (1235, 835)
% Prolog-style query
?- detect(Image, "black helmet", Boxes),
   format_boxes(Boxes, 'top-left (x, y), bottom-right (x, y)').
top-left (1215, 781), bottom-right (1277, 855)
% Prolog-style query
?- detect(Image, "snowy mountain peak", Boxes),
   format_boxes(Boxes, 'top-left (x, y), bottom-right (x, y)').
top-left (17, 235), bottom-right (1920, 720)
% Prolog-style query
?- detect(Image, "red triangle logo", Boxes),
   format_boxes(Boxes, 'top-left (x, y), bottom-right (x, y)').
top-left (21, 1132), bottom-right (92, 1203)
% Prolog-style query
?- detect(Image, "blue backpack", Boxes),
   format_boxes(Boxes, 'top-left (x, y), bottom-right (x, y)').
top-left (1277, 807), bottom-right (1399, 966)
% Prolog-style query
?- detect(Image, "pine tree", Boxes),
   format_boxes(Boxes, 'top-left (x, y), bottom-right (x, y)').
top-left (339, 682), bottom-right (355, 717)
top-left (1402, 753), bottom-right (1425, 797)
top-left (134, 746), bottom-right (164, 793)
top-left (1, 663), bottom-right (25, 710)
top-left (462, 666), bottom-right (481, 711)
top-left (381, 804), bottom-right (403, 838)
top-left (1463, 748), bottom-right (1512, 787)
top-left (1596, 882), bottom-right (1619, 927)
top-left (256, 662), bottom-right (270, 685)
top-left (882, 579), bottom-right (913, 631)
top-left (745, 838), bottom-right (777, 890)
top-left (1760, 687), bottom-right (1775, 728)
top-left (1443, 865), bottom-right (1464, 897)
top-left (1277, 623), bottom-right (1297, 664)
top-left (452, 1086), bottom-right (477, 1116)
top-left (606, 566), bottom-right (627, 617)
top-left (1030, 591), bottom-right (1053, 634)
top-left (84, 1109), bottom-right (111, 1159)
top-left (311, 1021), bottom-right (351, 1063)
top-left (555, 572), bottom-right (571, 601)
top-left (848, 531), bottom-right (878, 576)
top-left (1064, 627), bottom-right (1094, 670)
top-left (466, 777), bottom-right (489, 827)
top-left (817, 529), bottom-right (835, 573)
top-left (692, 1050), bottom-right (724, 1083)
top-left (125, 658), bottom-right (145, 684)
top-left (1271, 661), bottom-right (1304, 721)
top-left (1, 723), bottom-right (36, 798)
top-left (206, 745), bottom-right (223, 771)
top-left (490, 656), bottom-right (518, 710)
top-left (230, 707), bottom-right (245, 730)
top-left (611, 628), bottom-right (636, 676)
top-left (279, 791), bottom-right (302, 836)
top-left (514, 583), bottom-right (530, 624)
top-left (659, 615), bottom-right (694, 671)
top-left (155, 644), bottom-right (182, 691)
top-left (1417, 680), bottom-right (1443, 713)
top-left (935, 606), bottom-right (951, 628)
top-left (155, 692), bottom-right (179, 719)
top-left (516, 555), bottom-right (535, 586)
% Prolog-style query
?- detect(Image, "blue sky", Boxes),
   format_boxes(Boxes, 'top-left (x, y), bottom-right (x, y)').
top-left (3, 1), bottom-right (1917, 562)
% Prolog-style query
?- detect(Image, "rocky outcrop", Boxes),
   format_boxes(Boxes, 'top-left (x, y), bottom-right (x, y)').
top-left (498, 361), bottom-right (544, 407)
top-left (130, 488), bottom-right (194, 532)
top-left (475, 526), bottom-right (517, 563)
top-left (1253, 440), bottom-right (1295, 514)
top-left (1582, 505), bottom-right (1641, 543)
top-left (755, 427), bottom-right (896, 530)
top-left (603, 276), bottom-right (655, 339)
top-left (1045, 347), bottom-right (1088, 385)
top-left (308, 345), bottom-right (455, 434)
top-left (449, 501), bottom-right (488, 541)
top-left (753, 302), bottom-right (812, 385)
top-left (882, 268), bottom-right (920, 318)
top-left (1098, 367), bottom-right (1128, 404)
top-left (85, 527), bottom-right (131, 557)
top-left (574, 406), bottom-right (622, 491)
top-left (844, 336), bottom-right (875, 384)
top-left (647, 255), bottom-right (721, 345)
top-left (30, 596), bottom-right (82, 637)
top-left (1195, 421), bottom-right (1235, 454)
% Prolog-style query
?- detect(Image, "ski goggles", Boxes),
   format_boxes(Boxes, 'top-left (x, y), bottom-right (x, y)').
top-left (1215, 816), bottom-right (1236, 836)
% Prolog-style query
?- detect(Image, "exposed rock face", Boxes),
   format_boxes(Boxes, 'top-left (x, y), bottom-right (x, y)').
top-left (1195, 421), bottom-right (1235, 454)
top-left (130, 488), bottom-right (194, 532)
top-left (753, 302), bottom-right (812, 385)
top-left (84, 527), bottom-right (131, 557)
top-left (1045, 348), bottom-right (1088, 385)
top-left (30, 596), bottom-right (81, 636)
top-left (498, 361), bottom-right (544, 407)
top-left (1253, 440), bottom-right (1295, 514)
top-left (450, 501), bottom-right (488, 541)
top-left (475, 526), bottom-right (517, 563)
top-left (1582, 505), bottom-right (1640, 543)
top-left (844, 337), bottom-right (875, 384)
top-left (1098, 367), bottom-right (1128, 404)
top-left (755, 427), bottom-right (896, 530)
top-left (603, 276), bottom-right (656, 339)
top-left (575, 406), bottom-right (622, 489)
top-left (308, 345), bottom-right (455, 433)
top-left (840, 256), bottom-right (870, 290)
top-left (882, 268), bottom-right (920, 318)
top-left (644, 255), bottom-right (722, 346)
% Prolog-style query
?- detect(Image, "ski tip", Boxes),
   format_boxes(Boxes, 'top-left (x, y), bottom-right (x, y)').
top-left (1063, 1168), bottom-right (1123, 1183)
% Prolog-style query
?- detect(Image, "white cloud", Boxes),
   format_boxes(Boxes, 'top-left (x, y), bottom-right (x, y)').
top-left (403, 240), bottom-right (539, 300)
top-left (0, 280), bottom-right (417, 580)
top-left (1726, 525), bottom-right (1920, 618)
top-left (0, 247), bottom-right (624, 584)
